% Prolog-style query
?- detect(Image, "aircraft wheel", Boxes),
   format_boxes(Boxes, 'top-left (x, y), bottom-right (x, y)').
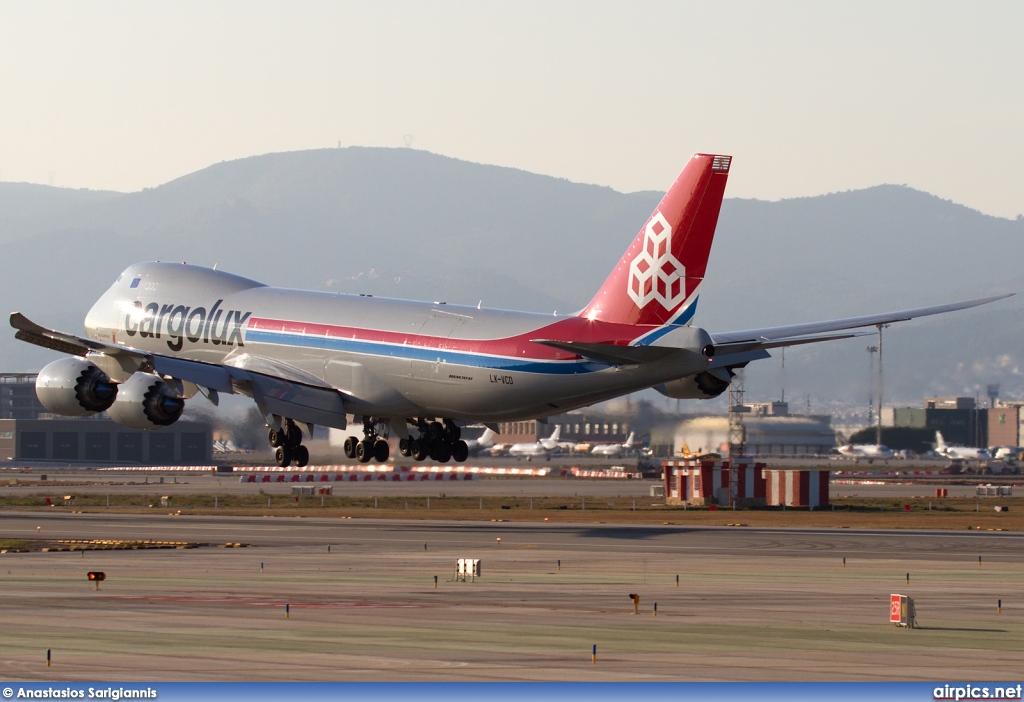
top-left (343, 436), bottom-right (358, 459)
top-left (445, 422), bottom-right (461, 442)
top-left (451, 440), bottom-right (469, 463)
top-left (399, 438), bottom-right (411, 457)
top-left (356, 440), bottom-right (373, 463)
top-left (432, 440), bottom-right (451, 464)
top-left (374, 439), bottom-right (390, 463)
top-left (412, 439), bottom-right (430, 462)
top-left (268, 428), bottom-right (284, 448)
top-left (286, 423), bottom-right (302, 448)
top-left (275, 445), bottom-right (292, 467)
top-left (294, 445), bottom-right (309, 468)
top-left (427, 421), bottom-right (444, 440)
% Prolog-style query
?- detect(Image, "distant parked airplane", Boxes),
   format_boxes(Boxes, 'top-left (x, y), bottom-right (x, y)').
top-left (508, 426), bottom-right (566, 459)
top-left (463, 427), bottom-right (497, 456)
top-left (592, 431), bottom-right (636, 457)
top-left (992, 446), bottom-right (1022, 461)
top-left (12, 154), bottom-right (1010, 467)
top-left (837, 444), bottom-right (895, 459)
top-left (935, 432), bottom-right (991, 460)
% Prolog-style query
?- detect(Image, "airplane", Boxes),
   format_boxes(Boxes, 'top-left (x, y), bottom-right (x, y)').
top-left (837, 443), bottom-right (895, 459)
top-left (11, 154), bottom-right (1011, 468)
top-left (935, 432), bottom-right (991, 460)
top-left (591, 431), bottom-right (636, 457)
top-left (678, 443), bottom-right (723, 460)
top-left (463, 427), bottom-right (498, 456)
top-left (548, 429), bottom-right (578, 453)
top-left (508, 426), bottom-right (563, 459)
top-left (992, 446), bottom-right (1021, 461)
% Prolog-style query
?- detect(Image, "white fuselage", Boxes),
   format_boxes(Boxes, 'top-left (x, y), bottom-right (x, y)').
top-left (83, 263), bottom-right (711, 423)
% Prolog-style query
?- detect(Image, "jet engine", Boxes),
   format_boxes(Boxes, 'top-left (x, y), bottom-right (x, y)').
top-left (35, 357), bottom-right (118, 417)
top-left (655, 368), bottom-right (732, 400)
top-left (106, 372), bottom-right (185, 430)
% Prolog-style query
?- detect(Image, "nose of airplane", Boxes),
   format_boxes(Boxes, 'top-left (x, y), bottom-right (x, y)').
top-left (84, 277), bottom-right (131, 342)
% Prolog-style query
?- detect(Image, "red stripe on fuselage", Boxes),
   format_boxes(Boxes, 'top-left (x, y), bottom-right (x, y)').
top-left (247, 316), bottom-right (658, 360)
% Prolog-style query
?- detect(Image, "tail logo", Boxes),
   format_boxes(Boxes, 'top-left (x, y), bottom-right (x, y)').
top-left (627, 211), bottom-right (686, 310)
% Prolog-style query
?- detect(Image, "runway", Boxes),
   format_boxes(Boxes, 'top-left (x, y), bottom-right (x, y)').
top-left (1, 512), bottom-right (1021, 681)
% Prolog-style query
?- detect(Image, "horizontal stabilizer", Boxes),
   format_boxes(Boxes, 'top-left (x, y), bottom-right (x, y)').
top-left (530, 339), bottom-right (678, 365)
top-left (706, 348), bottom-right (771, 369)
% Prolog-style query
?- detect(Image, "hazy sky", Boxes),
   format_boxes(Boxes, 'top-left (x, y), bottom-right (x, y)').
top-left (2, 1), bottom-right (1022, 217)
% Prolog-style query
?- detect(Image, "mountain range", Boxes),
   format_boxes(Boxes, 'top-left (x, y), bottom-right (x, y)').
top-left (2, 147), bottom-right (1021, 410)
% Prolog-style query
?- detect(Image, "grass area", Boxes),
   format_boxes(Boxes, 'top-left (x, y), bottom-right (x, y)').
top-left (0, 538), bottom-right (33, 550)
top-left (0, 492), bottom-right (1020, 530)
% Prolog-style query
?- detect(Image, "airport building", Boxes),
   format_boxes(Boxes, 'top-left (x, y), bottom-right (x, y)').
top-left (0, 373), bottom-right (48, 420)
top-left (663, 460), bottom-right (831, 508)
top-left (670, 404), bottom-right (837, 457)
top-left (494, 413), bottom-right (634, 447)
top-left (891, 396), bottom-right (988, 447)
top-left (0, 372), bottom-right (214, 465)
top-left (988, 403), bottom-right (1024, 447)
top-left (0, 416), bottom-right (212, 464)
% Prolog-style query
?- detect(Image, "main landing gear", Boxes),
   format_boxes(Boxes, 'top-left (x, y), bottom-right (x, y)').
top-left (398, 419), bottom-right (469, 464)
top-left (343, 418), bottom-right (391, 464)
top-left (339, 418), bottom-right (471, 464)
top-left (268, 418), bottom-right (309, 468)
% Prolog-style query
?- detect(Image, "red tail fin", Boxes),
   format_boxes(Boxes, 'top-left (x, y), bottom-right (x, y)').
top-left (580, 154), bottom-right (731, 327)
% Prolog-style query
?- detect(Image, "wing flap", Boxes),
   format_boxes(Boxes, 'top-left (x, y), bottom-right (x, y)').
top-left (712, 331), bottom-right (871, 356)
top-left (151, 356), bottom-right (237, 394)
top-left (14, 329), bottom-right (91, 356)
top-left (250, 374), bottom-right (348, 429)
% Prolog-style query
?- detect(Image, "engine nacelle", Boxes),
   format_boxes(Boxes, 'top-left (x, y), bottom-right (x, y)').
top-left (106, 372), bottom-right (185, 430)
top-left (36, 357), bottom-right (118, 417)
top-left (655, 369), bottom-right (732, 400)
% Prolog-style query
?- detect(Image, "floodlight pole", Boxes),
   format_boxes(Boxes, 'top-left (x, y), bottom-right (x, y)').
top-left (876, 324), bottom-right (887, 446)
top-left (866, 345), bottom-right (878, 426)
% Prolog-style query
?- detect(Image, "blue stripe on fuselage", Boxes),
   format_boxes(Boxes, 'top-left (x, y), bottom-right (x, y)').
top-left (244, 329), bottom-right (609, 375)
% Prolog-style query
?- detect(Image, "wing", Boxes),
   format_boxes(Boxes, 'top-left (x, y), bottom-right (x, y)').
top-left (707, 294), bottom-right (1012, 359)
top-left (10, 312), bottom-right (348, 429)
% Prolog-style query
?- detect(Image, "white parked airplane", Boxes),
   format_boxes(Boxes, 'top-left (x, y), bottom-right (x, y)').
top-left (508, 426), bottom-right (564, 459)
top-left (837, 444), bottom-right (895, 459)
top-left (935, 432), bottom-right (991, 460)
top-left (992, 446), bottom-right (1021, 461)
top-left (463, 427), bottom-right (498, 456)
top-left (592, 431), bottom-right (636, 457)
top-left (12, 154), bottom-right (1010, 467)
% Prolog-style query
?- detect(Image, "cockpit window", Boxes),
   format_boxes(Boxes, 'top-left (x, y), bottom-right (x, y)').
top-left (130, 277), bottom-right (141, 289)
